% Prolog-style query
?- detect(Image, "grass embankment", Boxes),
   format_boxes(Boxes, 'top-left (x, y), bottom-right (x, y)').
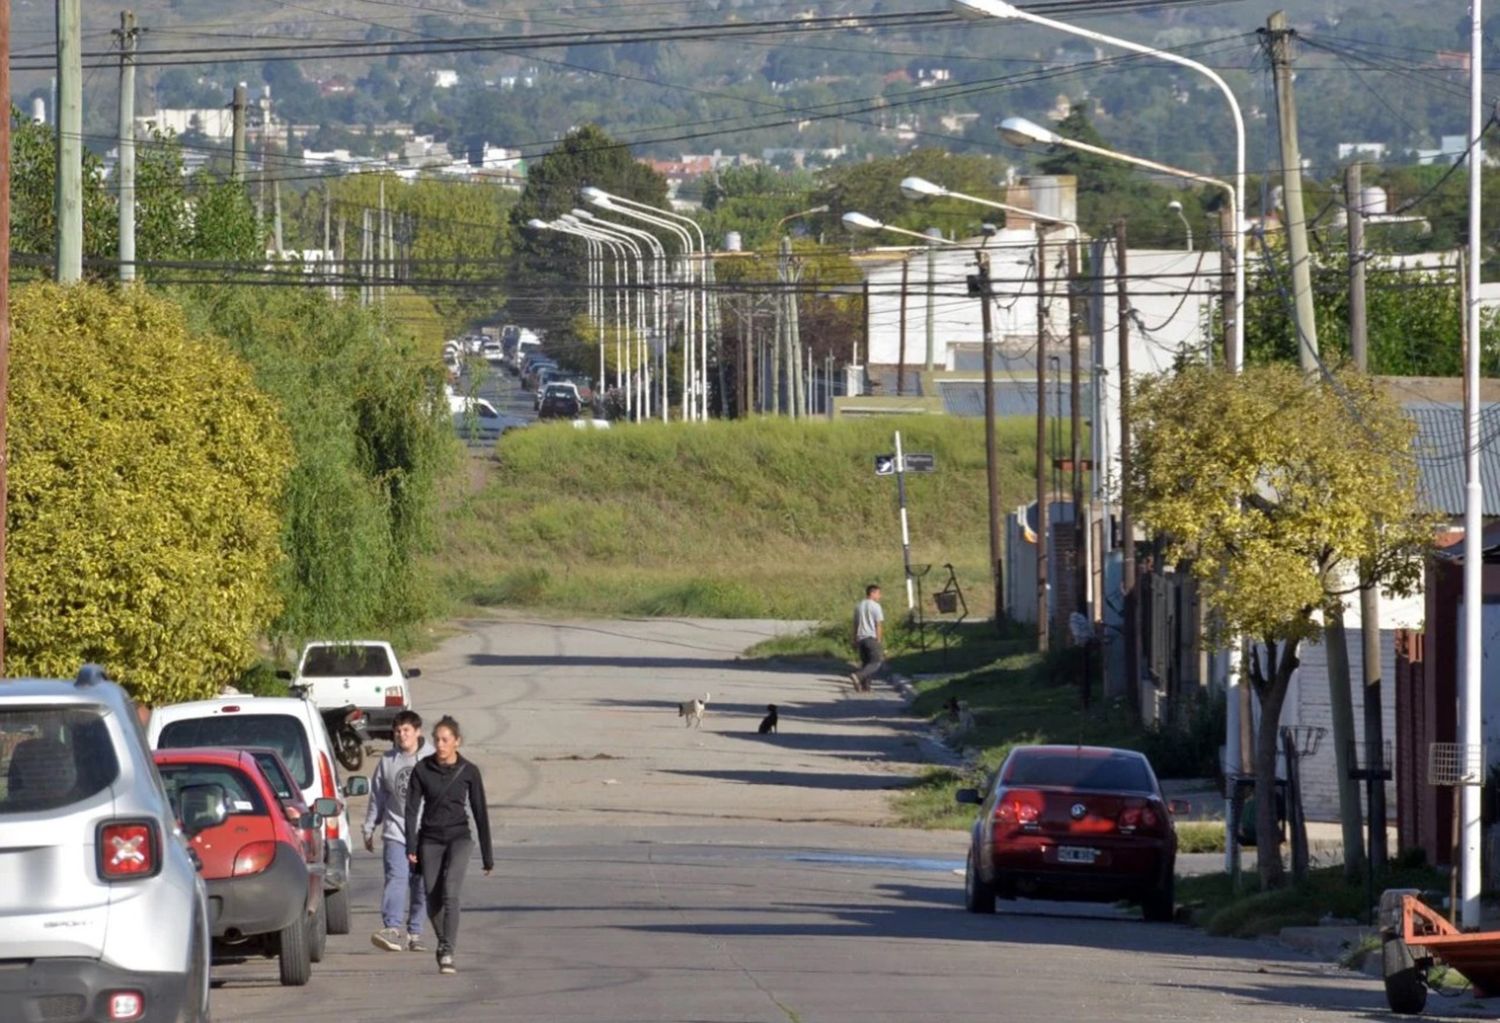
top-left (1179, 863), bottom-right (1447, 937)
top-left (433, 415), bottom-right (1037, 620)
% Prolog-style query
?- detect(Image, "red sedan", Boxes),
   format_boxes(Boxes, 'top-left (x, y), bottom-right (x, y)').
top-left (957, 745), bottom-right (1179, 921)
top-left (154, 748), bottom-right (338, 985)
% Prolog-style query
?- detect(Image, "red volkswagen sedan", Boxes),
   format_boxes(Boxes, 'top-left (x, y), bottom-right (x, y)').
top-left (957, 745), bottom-right (1179, 921)
top-left (154, 748), bottom-right (337, 985)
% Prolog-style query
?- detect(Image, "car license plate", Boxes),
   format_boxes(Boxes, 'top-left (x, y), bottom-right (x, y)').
top-left (1057, 845), bottom-right (1097, 865)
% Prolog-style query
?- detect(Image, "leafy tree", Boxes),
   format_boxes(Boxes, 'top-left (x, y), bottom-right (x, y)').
top-left (816, 147), bottom-right (1011, 240)
top-left (1127, 364), bottom-right (1436, 889)
top-left (7, 283), bottom-right (292, 702)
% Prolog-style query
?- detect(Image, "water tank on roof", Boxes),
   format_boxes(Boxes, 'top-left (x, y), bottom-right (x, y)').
top-left (30, 97), bottom-right (44, 124)
top-left (1358, 186), bottom-right (1389, 216)
top-left (724, 231), bottom-right (742, 252)
top-left (1027, 175), bottom-right (1077, 225)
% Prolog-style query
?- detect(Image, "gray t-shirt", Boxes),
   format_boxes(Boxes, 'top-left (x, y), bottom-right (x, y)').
top-left (854, 598), bottom-right (884, 641)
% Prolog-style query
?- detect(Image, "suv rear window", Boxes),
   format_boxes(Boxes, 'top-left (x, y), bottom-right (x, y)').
top-left (158, 715), bottom-right (312, 789)
top-left (1002, 750), bottom-right (1155, 792)
top-left (301, 645), bottom-right (392, 678)
top-left (0, 707), bottom-right (120, 814)
top-left (157, 763), bottom-right (267, 816)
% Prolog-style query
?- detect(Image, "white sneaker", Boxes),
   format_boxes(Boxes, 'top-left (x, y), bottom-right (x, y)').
top-left (371, 927), bottom-right (405, 952)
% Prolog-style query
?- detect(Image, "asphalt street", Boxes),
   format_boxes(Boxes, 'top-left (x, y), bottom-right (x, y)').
top-left (208, 616), bottom-right (1462, 1022)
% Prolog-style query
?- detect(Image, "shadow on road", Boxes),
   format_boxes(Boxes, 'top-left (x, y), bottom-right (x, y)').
top-left (659, 768), bottom-right (919, 790)
top-left (467, 653), bottom-right (841, 675)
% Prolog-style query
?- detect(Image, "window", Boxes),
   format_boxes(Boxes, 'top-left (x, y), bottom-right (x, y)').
top-left (158, 715), bottom-right (313, 789)
top-left (300, 645), bottom-right (392, 678)
top-left (157, 763), bottom-right (266, 816)
top-left (1002, 750), bottom-right (1155, 793)
top-left (0, 706), bottom-right (119, 814)
top-left (249, 751), bottom-right (298, 801)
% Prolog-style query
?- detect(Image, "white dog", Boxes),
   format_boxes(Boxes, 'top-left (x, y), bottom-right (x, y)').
top-left (677, 692), bottom-right (710, 728)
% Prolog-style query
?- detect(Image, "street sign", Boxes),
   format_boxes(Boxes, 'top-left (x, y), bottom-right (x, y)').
top-left (874, 454), bottom-right (896, 476)
top-left (904, 453), bottom-right (937, 473)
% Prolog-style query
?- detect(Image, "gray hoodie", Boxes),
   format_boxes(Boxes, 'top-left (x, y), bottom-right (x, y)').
top-left (362, 739), bottom-right (436, 845)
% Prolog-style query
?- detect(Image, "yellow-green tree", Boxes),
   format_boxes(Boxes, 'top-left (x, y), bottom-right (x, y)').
top-left (7, 284), bottom-right (292, 703)
top-left (1127, 364), bottom-right (1435, 889)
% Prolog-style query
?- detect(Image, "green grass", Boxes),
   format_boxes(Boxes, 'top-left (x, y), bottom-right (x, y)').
top-left (1175, 821), bottom-right (1227, 854)
top-left (431, 415), bottom-right (1039, 620)
top-left (1178, 863), bottom-right (1448, 937)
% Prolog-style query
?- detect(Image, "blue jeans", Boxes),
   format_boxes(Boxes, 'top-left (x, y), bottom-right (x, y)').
top-left (381, 838), bottom-right (427, 933)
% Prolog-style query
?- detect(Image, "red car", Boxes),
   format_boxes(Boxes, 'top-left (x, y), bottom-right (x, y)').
top-left (153, 748), bottom-right (337, 985)
top-left (244, 746), bottom-right (326, 871)
top-left (957, 745), bottom-right (1179, 921)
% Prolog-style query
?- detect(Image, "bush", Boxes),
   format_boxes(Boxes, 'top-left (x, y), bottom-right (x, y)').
top-left (7, 284), bottom-right (291, 702)
top-left (1139, 691), bottom-right (1226, 779)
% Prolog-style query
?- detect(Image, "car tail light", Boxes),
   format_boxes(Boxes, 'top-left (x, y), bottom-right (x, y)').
top-left (993, 789), bottom-right (1042, 830)
top-left (318, 752), bottom-right (341, 843)
top-left (106, 991), bottom-right (144, 1021)
top-left (384, 686), bottom-right (404, 708)
top-left (1118, 800), bottom-right (1165, 835)
top-left (97, 821), bottom-right (160, 881)
top-left (233, 840), bottom-right (277, 876)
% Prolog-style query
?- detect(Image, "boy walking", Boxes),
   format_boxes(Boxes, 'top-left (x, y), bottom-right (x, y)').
top-left (364, 709), bottom-right (435, 952)
top-left (850, 583), bottom-right (884, 692)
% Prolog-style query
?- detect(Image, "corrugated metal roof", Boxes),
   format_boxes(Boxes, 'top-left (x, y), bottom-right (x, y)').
top-left (1408, 403), bottom-right (1500, 516)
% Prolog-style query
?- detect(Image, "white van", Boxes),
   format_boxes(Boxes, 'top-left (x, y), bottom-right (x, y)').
top-left (148, 697), bottom-right (368, 935)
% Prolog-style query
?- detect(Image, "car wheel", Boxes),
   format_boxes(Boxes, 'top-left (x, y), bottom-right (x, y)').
top-left (1382, 937), bottom-right (1428, 1015)
top-left (309, 897), bottom-right (328, 964)
top-left (276, 912), bottom-right (313, 987)
top-left (1141, 877), bottom-right (1175, 922)
top-left (964, 847), bottom-right (996, 914)
top-left (325, 885), bottom-right (351, 935)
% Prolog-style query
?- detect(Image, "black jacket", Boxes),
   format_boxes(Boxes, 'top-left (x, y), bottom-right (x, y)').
top-left (403, 754), bottom-right (494, 870)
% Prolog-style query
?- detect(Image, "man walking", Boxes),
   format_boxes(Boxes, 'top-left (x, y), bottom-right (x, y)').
top-left (850, 583), bottom-right (884, 693)
top-left (364, 709), bottom-right (435, 952)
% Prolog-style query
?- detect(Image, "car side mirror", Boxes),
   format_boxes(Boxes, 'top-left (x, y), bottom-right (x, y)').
top-left (1167, 799), bottom-right (1191, 816)
top-left (406, 668), bottom-right (421, 679)
top-left (344, 775), bottom-right (369, 797)
top-left (179, 783), bottom-right (229, 836)
top-left (954, 788), bottom-right (983, 806)
top-left (276, 669), bottom-right (293, 681)
top-left (313, 797), bottom-right (340, 817)
top-left (299, 812), bottom-right (321, 830)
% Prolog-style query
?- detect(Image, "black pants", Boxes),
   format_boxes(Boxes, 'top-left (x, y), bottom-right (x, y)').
top-left (418, 835), bottom-right (473, 953)
top-left (855, 638), bottom-right (884, 685)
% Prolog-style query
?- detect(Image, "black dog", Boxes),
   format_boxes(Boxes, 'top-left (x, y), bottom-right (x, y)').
top-left (757, 704), bottom-right (779, 735)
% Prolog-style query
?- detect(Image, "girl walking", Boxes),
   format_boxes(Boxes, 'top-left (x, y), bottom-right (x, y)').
top-left (404, 715), bottom-right (494, 974)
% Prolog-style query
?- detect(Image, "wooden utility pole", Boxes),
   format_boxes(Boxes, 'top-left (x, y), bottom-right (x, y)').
top-left (55, 0), bottom-right (83, 283)
top-left (0, 0), bottom-right (13, 673)
top-left (1068, 240), bottom-right (1087, 663)
top-left (924, 235), bottom-right (936, 371)
top-left (977, 252), bottom-right (1004, 627)
top-left (1035, 234), bottom-right (1050, 651)
top-left (1116, 221), bottom-right (1137, 708)
top-left (1348, 161), bottom-right (1387, 873)
top-left (897, 257), bottom-right (909, 396)
top-left (1267, 10), bottom-right (1319, 372)
top-left (230, 83), bottom-right (247, 182)
top-left (117, 11), bottom-right (138, 284)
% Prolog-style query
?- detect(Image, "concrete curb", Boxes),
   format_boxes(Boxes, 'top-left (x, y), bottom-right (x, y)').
top-left (1275, 924), bottom-right (1383, 979)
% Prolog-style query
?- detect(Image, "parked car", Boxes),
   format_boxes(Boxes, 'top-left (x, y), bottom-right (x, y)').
top-left (538, 385), bottom-right (582, 420)
top-left (533, 368), bottom-right (577, 409)
top-left (280, 641), bottom-right (418, 741)
top-left (956, 745), bottom-right (1179, 921)
top-left (481, 341), bottom-right (506, 365)
top-left (148, 696), bottom-right (369, 938)
top-left (449, 394), bottom-right (506, 442)
top-left (521, 357), bottom-right (557, 392)
top-left (553, 373), bottom-right (594, 404)
top-left (0, 666), bottom-right (213, 1022)
top-left (245, 746), bottom-right (326, 870)
top-left (153, 748), bottom-right (337, 986)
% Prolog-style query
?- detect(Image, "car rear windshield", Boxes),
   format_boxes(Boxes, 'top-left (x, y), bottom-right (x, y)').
top-left (1002, 750), bottom-right (1155, 793)
top-left (157, 714), bottom-right (313, 789)
top-left (157, 763), bottom-right (267, 816)
top-left (0, 706), bottom-right (120, 814)
top-left (300, 645), bottom-right (392, 678)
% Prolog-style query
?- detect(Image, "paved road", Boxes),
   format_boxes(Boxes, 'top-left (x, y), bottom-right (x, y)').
top-left (211, 615), bottom-right (1448, 1022)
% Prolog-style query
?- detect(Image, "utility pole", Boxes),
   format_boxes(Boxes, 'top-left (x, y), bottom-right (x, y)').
top-left (897, 257), bottom-right (909, 396)
top-left (322, 185), bottom-right (332, 299)
top-left (1068, 240), bottom-right (1087, 667)
top-left (55, 0), bottom-right (83, 283)
top-left (1116, 221), bottom-right (1138, 708)
top-left (1267, 10), bottom-right (1319, 371)
top-left (272, 179), bottom-right (284, 254)
top-left (789, 259), bottom-right (803, 420)
top-left (1035, 235), bottom-right (1050, 652)
top-left (377, 179), bottom-right (387, 306)
top-left (924, 231), bottom-right (937, 372)
top-left (976, 252), bottom-right (1004, 627)
top-left (336, 214), bottom-right (346, 304)
top-left (360, 208), bottom-right (371, 308)
top-left (0, 0), bottom-right (12, 672)
top-left (1219, 207), bottom-right (1235, 367)
top-left (773, 237), bottom-right (788, 415)
top-left (116, 11), bottom-right (138, 284)
top-left (230, 83), bottom-right (247, 182)
top-left (1348, 161), bottom-right (1387, 874)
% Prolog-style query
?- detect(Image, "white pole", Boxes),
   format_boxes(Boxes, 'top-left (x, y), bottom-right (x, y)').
top-left (895, 430), bottom-right (916, 612)
top-left (1462, 0), bottom-right (1485, 930)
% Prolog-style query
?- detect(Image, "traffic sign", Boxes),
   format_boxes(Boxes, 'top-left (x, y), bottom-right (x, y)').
top-left (904, 453), bottom-right (937, 473)
top-left (874, 454), bottom-right (896, 476)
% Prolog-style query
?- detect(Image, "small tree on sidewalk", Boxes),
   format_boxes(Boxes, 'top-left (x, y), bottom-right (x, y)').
top-left (1126, 363), bottom-right (1435, 889)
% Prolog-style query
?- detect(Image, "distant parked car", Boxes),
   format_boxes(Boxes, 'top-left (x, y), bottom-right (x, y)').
top-left (956, 745), bottom-right (1179, 921)
top-left (449, 394), bottom-right (505, 441)
top-left (153, 748), bottom-right (336, 986)
top-left (482, 341), bottom-right (506, 364)
top-left (538, 384), bottom-right (582, 420)
top-left (0, 667), bottom-right (214, 1023)
top-left (521, 358), bottom-right (558, 392)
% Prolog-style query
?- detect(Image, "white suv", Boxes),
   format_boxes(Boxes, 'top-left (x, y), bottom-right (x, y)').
top-left (147, 696), bottom-right (368, 935)
top-left (283, 641), bottom-right (418, 740)
top-left (0, 666), bottom-right (212, 1023)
